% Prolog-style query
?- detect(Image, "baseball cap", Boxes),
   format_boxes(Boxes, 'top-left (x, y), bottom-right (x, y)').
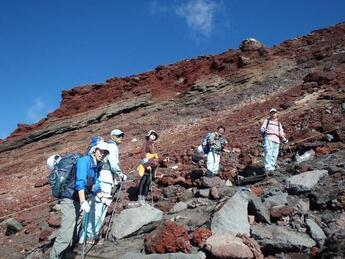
top-left (110, 129), bottom-right (124, 137)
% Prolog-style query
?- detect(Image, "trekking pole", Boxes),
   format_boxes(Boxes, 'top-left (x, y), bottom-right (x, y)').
top-left (81, 212), bottom-right (89, 259)
top-left (150, 163), bottom-right (160, 207)
top-left (94, 181), bottom-right (121, 243)
top-left (150, 169), bottom-right (154, 207)
top-left (104, 181), bottom-right (123, 240)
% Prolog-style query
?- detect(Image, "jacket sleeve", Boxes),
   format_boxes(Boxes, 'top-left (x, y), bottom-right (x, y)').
top-left (208, 133), bottom-right (216, 146)
top-left (260, 119), bottom-right (268, 135)
top-left (108, 143), bottom-right (122, 176)
top-left (279, 123), bottom-right (287, 141)
top-left (75, 156), bottom-right (88, 191)
top-left (92, 178), bottom-right (101, 194)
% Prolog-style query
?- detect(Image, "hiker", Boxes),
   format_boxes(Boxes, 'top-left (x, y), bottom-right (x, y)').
top-left (260, 108), bottom-right (288, 175)
top-left (205, 126), bottom-right (231, 177)
top-left (49, 141), bottom-right (110, 259)
top-left (47, 154), bottom-right (61, 172)
top-left (85, 135), bottom-right (104, 154)
top-left (79, 129), bottom-right (127, 243)
top-left (137, 130), bottom-right (159, 205)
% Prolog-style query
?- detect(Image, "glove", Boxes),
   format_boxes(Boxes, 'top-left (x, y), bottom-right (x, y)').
top-left (80, 200), bottom-right (90, 213)
top-left (101, 197), bottom-right (112, 206)
top-left (119, 173), bottom-right (127, 182)
top-left (282, 139), bottom-right (288, 144)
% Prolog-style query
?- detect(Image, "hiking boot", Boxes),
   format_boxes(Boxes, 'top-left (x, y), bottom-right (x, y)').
top-left (138, 195), bottom-right (146, 205)
top-left (205, 170), bottom-right (214, 177)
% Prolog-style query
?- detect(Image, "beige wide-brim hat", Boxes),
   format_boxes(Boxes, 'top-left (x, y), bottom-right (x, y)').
top-left (145, 129), bottom-right (159, 140)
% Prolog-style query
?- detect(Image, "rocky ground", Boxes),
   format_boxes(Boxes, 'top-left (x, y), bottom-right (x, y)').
top-left (0, 22), bottom-right (345, 258)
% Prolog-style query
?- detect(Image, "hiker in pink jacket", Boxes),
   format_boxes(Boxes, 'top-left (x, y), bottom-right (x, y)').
top-left (260, 108), bottom-right (288, 175)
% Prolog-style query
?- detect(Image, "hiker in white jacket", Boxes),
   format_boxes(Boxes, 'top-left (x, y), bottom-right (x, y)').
top-left (79, 129), bottom-right (127, 243)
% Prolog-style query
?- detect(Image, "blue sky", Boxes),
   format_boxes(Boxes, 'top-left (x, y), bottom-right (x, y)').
top-left (0, 0), bottom-right (344, 139)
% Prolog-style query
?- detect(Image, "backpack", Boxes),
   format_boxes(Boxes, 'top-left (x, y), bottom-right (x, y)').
top-left (201, 133), bottom-right (212, 154)
top-left (48, 153), bottom-right (82, 199)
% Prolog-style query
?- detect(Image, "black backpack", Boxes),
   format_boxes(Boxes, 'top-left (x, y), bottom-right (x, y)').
top-left (48, 153), bottom-right (82, 199)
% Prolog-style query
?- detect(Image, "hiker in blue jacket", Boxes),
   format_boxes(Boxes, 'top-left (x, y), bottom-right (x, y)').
top-left (79, 129), bottom-right (127, 243)
top-left (50, 141), bottom-right (110, 259)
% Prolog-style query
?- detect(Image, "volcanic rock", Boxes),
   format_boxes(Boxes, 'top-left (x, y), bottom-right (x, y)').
top-left (240, 38), bottom-right (264, 52)
top-left (251, 224), bottom-right (316, 253)
top-left (286, 170), bottom-right (328, 194)
top-left (1, 218), bottom-right (23, 235)
top-left (305, 218), bottom-right (326, 246)
top-left (205, 233), bottom-right (254, 258)
top-left (111, 205), bottom-right (163, 239)
top-left (211, 191), bottom-right (250, 235)
top-left (191, 227), bottom-right (212, 248)
top-left (144, 220), bottom-right (192, 254)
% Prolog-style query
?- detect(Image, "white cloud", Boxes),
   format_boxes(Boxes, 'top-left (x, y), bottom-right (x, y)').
top-left (149, 1), bottom-right (169, 15)
top-left (175, 0), bottom-right (219, 37)
top-left (27, 98), bottom-right (46, 123)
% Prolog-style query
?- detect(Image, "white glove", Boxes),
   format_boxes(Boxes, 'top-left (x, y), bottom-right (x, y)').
top-left (80, 201), bottom-right (90, 213)
top-left (282, 139), bottom-right (288, 144)
top-left (119, 173), bottom-right (127, 182)
top-left (101, 197), bottom-right (112, 206)
top-left (113, 178), bottom-right (119, 186)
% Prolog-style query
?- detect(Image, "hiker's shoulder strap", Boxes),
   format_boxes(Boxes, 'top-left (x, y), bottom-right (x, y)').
top-left (265, 118), bottom-right (270, 129)
top-left (278, 121), bottom-right (282, 134)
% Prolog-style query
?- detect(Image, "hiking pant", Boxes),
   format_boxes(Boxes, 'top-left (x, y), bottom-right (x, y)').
top-left (263, 138), bottom-right (280, 172)
top-left (49, 198), bottom-right (82, 259)
top-left (78, 196), bottom-right (108, 243)
top-left (138, 172), bottom-right (152, 197)
top-left (79, 169), bottom-right (113, 242)
top-left (207, 151), bottom-right (220, 175)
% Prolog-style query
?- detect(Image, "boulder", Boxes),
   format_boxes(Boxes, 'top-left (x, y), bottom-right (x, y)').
top-left (248, 195), bottom-right (271, 224)
top-left (194, 176), bottom-right (224, 189)
top-left (170, 202), bottom-right (188, 214)
top-left (197, 188), bottom-right (210, 198)
top-left (261, 188), bottom-right (288, 209)
top-left (211, 191), bottom-right (250, 235)
top-left (306, 218), bottom-right (326, 246)
top-left (251, 224), bottom-right (316, 253)
top-left (119, 252), bottom-right (206, 259)
top-left (1, 218), bottom-right (23, 235)
top-left (191, 227), bottom-right (212, 248)
top-left (186, 198), bottom-right (211, 209)
top-left (209, 187), bottom-right (219, 200)
top-left (295, 199), bottom-right (310, 215)
top-left (286, 170), bottom-right (328, 194)
top-left (270, 206), bottom-right (296, 220)
top-left (321, 229), bottom-right (345, 258)
top-left (144, 220), bottom-right (192, 253)
top-left (111, 205), bottom-right (163, 239)
top-left (295, 149), bottom-right (315, 164)
top-left (240, 38), bottom-right (264, 52)
top-left (205, 233), bottom-right (254, 258)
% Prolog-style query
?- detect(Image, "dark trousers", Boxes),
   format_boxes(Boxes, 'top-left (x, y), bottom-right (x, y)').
top-left (138, 172), bottom-right (152, 197)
